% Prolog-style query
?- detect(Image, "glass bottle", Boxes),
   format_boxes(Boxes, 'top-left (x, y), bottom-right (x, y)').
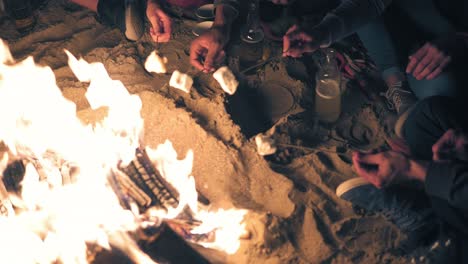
top-left (239, 0), bottom-right (264, 74)
top-left (315, 48), bottom-right (342, 123)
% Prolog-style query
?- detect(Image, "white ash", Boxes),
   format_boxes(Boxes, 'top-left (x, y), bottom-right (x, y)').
top-left (169, 70), bottom-right (193, 93)
top-left (213, 66), bottom-right (239, 95)
top-left (144, 51), bottom-right (168, 74)
top-left (255, 134), bottom-right (277, 156)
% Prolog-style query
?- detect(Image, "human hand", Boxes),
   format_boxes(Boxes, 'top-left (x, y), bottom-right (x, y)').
top-left (283, 25), bottom-right (321, 58)
top-left (146, 1), bottom-right (172, 42)
top-left (406, 42), bottom-right (451, 80)
top-left (190, 27), bottom-right (228, 72)
top-left (352, 151), bottom-right (411, 188)
top-left (432, 129), bottom-right (468, 162)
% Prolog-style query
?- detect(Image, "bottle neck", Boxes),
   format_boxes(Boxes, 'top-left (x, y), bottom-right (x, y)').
top-left (323, 49), bottom-right (337, 65)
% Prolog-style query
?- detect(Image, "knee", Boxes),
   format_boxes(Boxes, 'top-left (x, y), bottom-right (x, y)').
top-left (407, 72), bottom-right (457, 99)
top-left (403, 96), bottom-right (449, 132)
top-left (401, 96), bottom-right (451, 159)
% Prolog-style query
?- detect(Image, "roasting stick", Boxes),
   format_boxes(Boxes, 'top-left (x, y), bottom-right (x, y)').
top-left (276, 142), bottom-right (367, 154)
top-left (276, 143), bottom-right (345, 154)
top-left (240, 51), bottom-right (288, 75)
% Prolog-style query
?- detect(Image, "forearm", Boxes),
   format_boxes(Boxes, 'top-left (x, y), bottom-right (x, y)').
top-left (70, 0), bottom-right (98, 12)
top-left (313, 0), bottom-right (392, 46)
top-left (213, 1), bottom-right (238, 30)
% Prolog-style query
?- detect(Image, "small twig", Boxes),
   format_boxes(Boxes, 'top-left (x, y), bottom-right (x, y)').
top-left (276, 143), bottom-right (343, 154)
top-left (155, 35), bottom-right (161, 53)
top-left (240, 51), bottom-right (288, 74)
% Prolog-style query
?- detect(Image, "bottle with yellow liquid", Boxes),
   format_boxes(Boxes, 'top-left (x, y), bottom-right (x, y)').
top-left (315, 48), bottom-right (342, 123)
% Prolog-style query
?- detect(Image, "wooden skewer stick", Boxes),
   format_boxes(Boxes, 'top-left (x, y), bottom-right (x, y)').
top-left (276, 143), bottom-right (343, 154)
top-left (240, 54), bottom-right (283, 74)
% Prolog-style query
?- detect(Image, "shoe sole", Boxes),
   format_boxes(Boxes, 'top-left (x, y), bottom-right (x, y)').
top-left (336, 177), bottom-right (371, 198)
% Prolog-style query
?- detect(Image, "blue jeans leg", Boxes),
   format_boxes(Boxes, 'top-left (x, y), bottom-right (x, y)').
top-left (407, 71), bottom-right (458, 99)
top-left (356, 0), bottom-right (459, 98)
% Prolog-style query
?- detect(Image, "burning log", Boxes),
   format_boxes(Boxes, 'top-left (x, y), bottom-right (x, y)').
top-left (118, 148), bottom-right (180, 211)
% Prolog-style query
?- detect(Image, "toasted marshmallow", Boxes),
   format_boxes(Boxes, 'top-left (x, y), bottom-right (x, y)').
top-left (213, 66), bottom-right (239, 95)
top-left (255, 134), bottom-right (277, 156)
top-left (144, 51), bottom-right (168, 74)
top-left (169, 70), bottom-right (193, 93)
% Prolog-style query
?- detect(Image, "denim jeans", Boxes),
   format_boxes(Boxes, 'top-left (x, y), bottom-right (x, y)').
top-left (356, 0), bottom-right (459, 99)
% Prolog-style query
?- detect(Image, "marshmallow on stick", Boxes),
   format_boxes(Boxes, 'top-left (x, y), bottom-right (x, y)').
top-left (169, 70), bottom-right (193, 93)
top-left (213, 66), bottom-right (239, 95)
top-left (255, 134), bottom-right (277, 156)
top-left (144, 51), bottom-right (168, 74)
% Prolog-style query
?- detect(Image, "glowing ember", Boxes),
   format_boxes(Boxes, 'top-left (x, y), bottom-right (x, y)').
top-left (0, 39), bottom-right (247, 263)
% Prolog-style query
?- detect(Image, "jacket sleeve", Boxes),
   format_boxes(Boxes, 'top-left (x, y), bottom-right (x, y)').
top-left (213, 0), bottom-right (239, 17)
top-left (425, 162), bottom-right (468, 211)
top-left (313, 0), bottom-right (393, 47)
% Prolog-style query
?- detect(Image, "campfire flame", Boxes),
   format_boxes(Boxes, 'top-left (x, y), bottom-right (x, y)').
top-left (0, 39), bottom-right (247, 263)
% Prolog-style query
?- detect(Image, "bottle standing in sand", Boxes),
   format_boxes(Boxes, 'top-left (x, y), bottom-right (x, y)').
top-left (315, 48), bottom-right (342, 123)
top-left (239, 0), bottom-right (264, 74)
top-left (6, 0), bottom-right (36, 33)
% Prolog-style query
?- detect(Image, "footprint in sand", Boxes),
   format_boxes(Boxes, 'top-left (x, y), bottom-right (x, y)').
top-left (334, 107), bottom-right (385, 150)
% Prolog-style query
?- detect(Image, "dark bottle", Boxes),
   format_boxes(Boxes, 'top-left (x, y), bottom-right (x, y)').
top-left (6, 0), bottom-right (36, 33)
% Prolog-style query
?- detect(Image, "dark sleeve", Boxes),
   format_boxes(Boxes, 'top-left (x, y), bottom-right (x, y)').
top-left (425, 162), bottom-right (468, 211)
top-left (313, 0), bottom-right (393, 47)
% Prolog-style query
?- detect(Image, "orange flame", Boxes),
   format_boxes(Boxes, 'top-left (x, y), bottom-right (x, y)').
top-left (0, 39), bottom-right (247, 263)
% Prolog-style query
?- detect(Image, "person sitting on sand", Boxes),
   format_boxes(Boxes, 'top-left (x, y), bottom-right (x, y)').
top-left (336, 95), bottom-right (468, 262)
top-left (282, 0), bottom-right (467, 133)
top-left (70, 0), bottom-right (238, 73)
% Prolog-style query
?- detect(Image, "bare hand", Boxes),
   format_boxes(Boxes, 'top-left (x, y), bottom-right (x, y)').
top-left (146, 1), bottom-right (172, 42)
top-left (432, 129), bottom-right (468, 161)
top-left (352, 151), bottom-right (411, 188)
top-left (190, 27), bottom-right (227, 72)
top-left (283, 25), bottom-right (320, 58)
top-left (406, 42), bottom-right (451, 80)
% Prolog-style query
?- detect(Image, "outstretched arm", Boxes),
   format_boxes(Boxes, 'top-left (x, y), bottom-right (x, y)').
top-left (69, 0), bottom-right (98, 11)
top-left (283, 0), bottom-right (392, 57)
top-left (313, 0), bottom-right (393, 46)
